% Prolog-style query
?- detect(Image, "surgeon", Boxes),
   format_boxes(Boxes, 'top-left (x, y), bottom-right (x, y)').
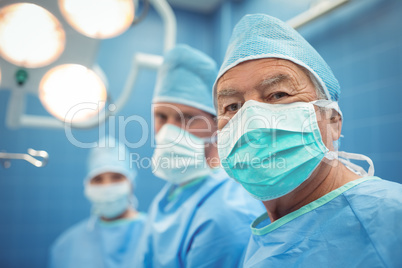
top-left (133, 44), bottom-right (264, 267)
top-left (49, 136), bottom-right (146, 268)
top-left (214, 14), bottom-right (402, 267)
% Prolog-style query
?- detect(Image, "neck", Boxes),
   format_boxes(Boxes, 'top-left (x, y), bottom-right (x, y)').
top-left (204, 143), bottom-right (220, 169)
top-left (101, 207), bottom-right (138, 222)
top-left (263, 159), bottom-right (360, 222)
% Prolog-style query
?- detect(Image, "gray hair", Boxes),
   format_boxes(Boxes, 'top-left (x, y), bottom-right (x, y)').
top-left (303, 68), bottom-right (326, 100)
top-left (300, 67), bottom-right (330, 115)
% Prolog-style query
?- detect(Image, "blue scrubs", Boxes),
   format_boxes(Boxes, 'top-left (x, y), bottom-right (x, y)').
top-left (49, 213), bottom-right (147, 268)
top-left (135, 169), bottom-right (265, 268)
top-left (244, 177), bottom-right (402, 268)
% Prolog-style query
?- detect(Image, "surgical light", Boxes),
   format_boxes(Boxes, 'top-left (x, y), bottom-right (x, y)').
top-left (0, 3), bottom-right (65, 68)
top-left (39, 64), bottom-right (107, 123)
top-left (59, 0), bottom-right (135, 39)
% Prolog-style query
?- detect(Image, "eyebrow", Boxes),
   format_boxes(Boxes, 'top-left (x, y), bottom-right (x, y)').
top-left (256, 74), bottom-right (291, 91)
top-left (217, 89), bottom-right (242, 100)
top-left (217, 74), bottom-right (291, 99)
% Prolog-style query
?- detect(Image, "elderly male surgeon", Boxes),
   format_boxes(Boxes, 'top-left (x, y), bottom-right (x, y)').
top-left (134, 44), bottom-right (264, 268)
top-left (214, 14), bottom-right (402, 267)
top-left (49, 136), bottom-right (146, 268)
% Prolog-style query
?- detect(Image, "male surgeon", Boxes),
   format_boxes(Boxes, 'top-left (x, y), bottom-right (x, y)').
top-left (49, 136), bottom-right (146, 268)
top-left (134, 44), bottom-right (264, 267)
top-left (214, 14), bottom-right (402, 267)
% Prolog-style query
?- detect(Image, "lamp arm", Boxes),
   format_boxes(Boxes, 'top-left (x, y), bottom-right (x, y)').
top-left (287, 0), bottom-right (350, 29)
top-left (150, 0), bottom-right (176, 52)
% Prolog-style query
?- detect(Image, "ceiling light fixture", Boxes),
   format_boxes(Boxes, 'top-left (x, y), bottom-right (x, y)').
top-left (0, 3), bottom-right (65, 68)
top-left (59, 0), bottom-right (135, 39)
top-left (39, 64), bottom-right (108, 123)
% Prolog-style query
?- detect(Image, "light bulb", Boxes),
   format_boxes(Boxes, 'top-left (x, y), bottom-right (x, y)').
top-left (39, 64), bottom-right (107, 123)
top-left (59, 0), bottom-right (135, 39)
top-left (0, 3), bottom-right (65, 68)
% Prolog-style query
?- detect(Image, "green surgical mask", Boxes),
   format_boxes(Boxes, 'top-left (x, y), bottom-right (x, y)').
top-left (218, 100), bottom-right (332, 201)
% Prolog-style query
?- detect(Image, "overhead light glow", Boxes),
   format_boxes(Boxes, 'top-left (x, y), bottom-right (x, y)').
top-left (0, 3), bottom-right (65, 68)
top-left (59, 0), bottom-right (135, 39)
top-left (39, 64), bottom-right (107, 123)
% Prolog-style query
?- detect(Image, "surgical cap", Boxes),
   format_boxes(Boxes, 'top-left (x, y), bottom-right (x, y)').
top-left (153, 44), bottom-right (218, 116)
top-left (214, 14), bottom-right (340, 103)
top-left (85, 136), bottom-right (137, 184)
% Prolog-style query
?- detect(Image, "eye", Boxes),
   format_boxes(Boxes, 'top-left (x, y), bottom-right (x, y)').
top-left (271, 92), bottom-right (289, 100)
top-left (90, 176), bottom-right (102, 184)
top-left (111, 173), bottom-right (125, 182)
top-left (179, 113), bottom-right (196, 127)
top-left (183, 113), bottom-right (194, 121)
top-left (158, 114), bottom-right (167, 120)
top-left (155, 113), bottom-right (167, 122)
top-left (225, 103), bottom-right (242, 112)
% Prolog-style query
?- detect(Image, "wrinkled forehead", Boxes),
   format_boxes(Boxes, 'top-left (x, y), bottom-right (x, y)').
top-left (215, 58), bottom-right (312, 101)
top-left (213, 57), bottom-right (331, 111)
top-left (218, 57), bottom-right (308, 83)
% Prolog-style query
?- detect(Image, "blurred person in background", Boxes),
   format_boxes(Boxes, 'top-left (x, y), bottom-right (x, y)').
top-left (49, 136), bottom-right (146, 268)
top-left (133, 44), bottom-right (265, 268)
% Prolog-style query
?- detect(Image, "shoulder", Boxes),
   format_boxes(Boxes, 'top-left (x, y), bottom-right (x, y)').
top-left (136, 212), bottom-right (148, 222)
top-left (345, 177), bottom-right (402, 206)
top-left (206, 171), bottom-right (263, 208)
top-left (51, 219), bottom-right (90, 251)
top-left (195, 171), bottom-right (265, 227)
top-left (343, 177), bottom-right (402, 232)
top-left (132, 212), bottom-right (148, 228)
top-left (344, 177), bottom-right (402, 265)
top-left (185, 173), bottom-right (263, 253)
top-left (147, 182), bottom-right (171, 208)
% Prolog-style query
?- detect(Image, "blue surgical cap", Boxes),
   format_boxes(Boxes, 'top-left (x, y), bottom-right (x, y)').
top-left (214, 14), bottom-right (340, 103)
top-left (153, 44), bottom-right (218, 116)
top-left (85, 136), bottom-right (136, 184)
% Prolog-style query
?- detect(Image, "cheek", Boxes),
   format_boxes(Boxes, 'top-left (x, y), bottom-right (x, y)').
top-left (316, 116), bottom-right (334, 150)
top-left (154, 121), bottom-right (163, 134)
top-left (217, 111), bottom-right (237, 130)
top-left (189, 119), bottom-right (216, 137)
top-left (217, 118), bottom-right (229, 131)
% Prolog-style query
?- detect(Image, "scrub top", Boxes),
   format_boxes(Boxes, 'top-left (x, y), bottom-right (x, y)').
top-left (244, 177), bottom-right (402, 268)
top-left (49, 213), bottom-right (147, 268)
top-left (135, 169), bottom-right (265, 268)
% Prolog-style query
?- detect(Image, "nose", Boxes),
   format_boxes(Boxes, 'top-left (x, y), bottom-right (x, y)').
top-left (156, 119), bottom-right (184, 135)
top-left (243, 91), bottom-right (265, 103)
top-left (166, 117), bottom-right (185, 130)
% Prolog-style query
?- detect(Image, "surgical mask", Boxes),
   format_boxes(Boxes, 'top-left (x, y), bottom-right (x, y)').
top-left (218, 100), bottom-right (338, 201)
top-left (152, 124), bottom-right (212, 184)
top-left (84, 181), bottom-right (131, 219)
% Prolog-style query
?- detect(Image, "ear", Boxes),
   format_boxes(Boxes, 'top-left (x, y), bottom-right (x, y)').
top-left (330, 110), bottom-right (342, 141)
